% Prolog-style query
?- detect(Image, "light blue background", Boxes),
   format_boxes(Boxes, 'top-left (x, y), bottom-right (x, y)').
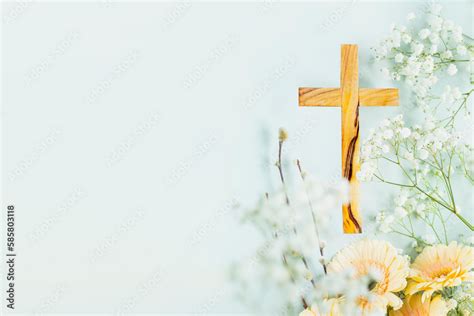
top-left (1, 1), bottom-right (472, 313)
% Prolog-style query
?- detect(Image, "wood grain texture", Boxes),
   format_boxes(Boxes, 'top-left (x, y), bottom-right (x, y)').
top-left (299, 88), bottom-right (399, 107)
top-left (359, 88), bottom-right (399, 106)
top-left (297, 44), bottom-right (400, 234)
top-left (299, 88), bottom-right (340, 106)
top-left (340, 44), bottom-right (362, 234)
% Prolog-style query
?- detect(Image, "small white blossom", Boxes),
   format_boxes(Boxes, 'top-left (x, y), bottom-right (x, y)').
top-left (411, 42), bottom-right (424, 56)
top-left (429, 32), bottom-right (440, 44)
top-left (452, 26), bottom-right (463, 42)
top-left (441, 50), bottom-right (453, 59)
top-left (447, 64), bottom-right (458, 76)
top-left (400, 127), bottom-right (411, 138)
top-left (383, 129), bottom-right (394, 139)
top-left (402, 33), bottom-right (412, 44)
top-left (443, 19), bottom-right (454, 31)
top-left (457, 45), bottom-right (467, 56)
top-left (418, 28), bottom-right (430, 39)
top-left (428, 15), bottom-right (443, 32)
top-left (404, 152), bottom-right (414, 161)
top-left (395, 53), bottom-right (404, 63)
top-left (394, 206), bottom-right (408, 218)
top-left (418, 148), bottom-right (429, 160)
top-left (423, 57), bottom-right (434, 72)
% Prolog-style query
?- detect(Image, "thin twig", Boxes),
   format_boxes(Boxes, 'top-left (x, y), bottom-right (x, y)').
top-left (276, 139), bottom-right (316, 287)
top-left (265, 193), bottom-right (309, 309)
top-left (296, 159), bottom-right (327, 274)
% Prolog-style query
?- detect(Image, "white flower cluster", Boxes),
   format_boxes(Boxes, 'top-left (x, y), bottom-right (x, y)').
top-left (450, 283), bottom-right (474, 315)
top-left (375, 188), bottom-right (437, 238)
top-left (360, 1), bottom-right (473, 253)
top-left (236, 176), bottom-right (349, 314)
top-left (244, 177), bottom-right (348, 236)
top-left (359, 114), bottom-right (408, 181)
top-left (361, 110), bottom-right (473, 239)
top-left (360, 112), bottom-right (469, 178)
top-left (372, 4), bottom-right (472, 108)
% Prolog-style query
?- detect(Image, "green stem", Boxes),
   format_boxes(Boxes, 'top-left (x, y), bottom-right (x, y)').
top-left (454, 212), bottom-right (474, 231)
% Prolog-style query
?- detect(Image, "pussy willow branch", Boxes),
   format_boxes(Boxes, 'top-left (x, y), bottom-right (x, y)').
top-left (296, 159), bottom-right (327, 275)
top-left (276, 140), bottom-right (316, 288)
top-left (265, 193), bottom-right (309, 310)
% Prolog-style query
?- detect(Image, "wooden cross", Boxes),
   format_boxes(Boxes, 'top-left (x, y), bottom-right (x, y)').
top-left (298, 44), bottom-right (399, 234)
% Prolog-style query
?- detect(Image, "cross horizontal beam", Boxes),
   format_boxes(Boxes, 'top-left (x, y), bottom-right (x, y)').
top-left (298, 87), bottom-right (399, 107)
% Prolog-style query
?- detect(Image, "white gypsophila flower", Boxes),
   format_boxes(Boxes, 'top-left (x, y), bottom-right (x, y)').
top-left (357, 161), bottom-right (377, 181)
top-left (452, 28), bottom-right (463, 42)
top-left (411, 42), bottom-right (424, 56)
top-left (404, 152), bottom-right (414, 161)
top-left (428, 15), bottom-right (443, 32)
top-left (391, 30), bottom-right (401, 48)
top-left (457, 45), bottom-right (467, 56)
top-left (394, 53), bottom-right (404, 63)
top-left (401, 33), bottom-right (411, 44)
top-left (441, 85), bottom-right (463, 104)
top-left (416, 203), bottom-right (427, 218)
top-left (418, 28), bottom-right (430, 39)
top-left (423, 56), bottom-right (434, 72)
top-left (381, 215), bottom-right (394, 233)
top-left (383, 129), bottom-right (394, 139)
top-left (443, 19), bottom-right (455, 31)
top-left (429, 32), bottom-right (440, 44)
top-left (240, 172), bottom-right (352, 301)
top-left (446, 64), bottom-right (458, 76)
top-left (394, 206), bottom-right (408, 218)
top-left (394, 190), bottom-right (409, 206)
top-left (400, 127), bottom-right (411, 138)
top-left (375, 212), bottom-right (392, 233)
top-left (357, 7), bottom-right (474, 266)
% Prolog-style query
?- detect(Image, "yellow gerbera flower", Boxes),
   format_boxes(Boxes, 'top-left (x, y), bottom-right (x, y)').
top-left (327, 239), bottom-right (410, 314)
top-left (299, 299), bottom-right (341, 316)
top-left (388, 293), bottom-right (448, 316)
top-left (405, 242), bottom-right (474, 302)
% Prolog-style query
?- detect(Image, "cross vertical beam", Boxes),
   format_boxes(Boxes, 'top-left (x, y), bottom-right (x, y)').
top-left (340, 44), bottom-right (362, 233)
